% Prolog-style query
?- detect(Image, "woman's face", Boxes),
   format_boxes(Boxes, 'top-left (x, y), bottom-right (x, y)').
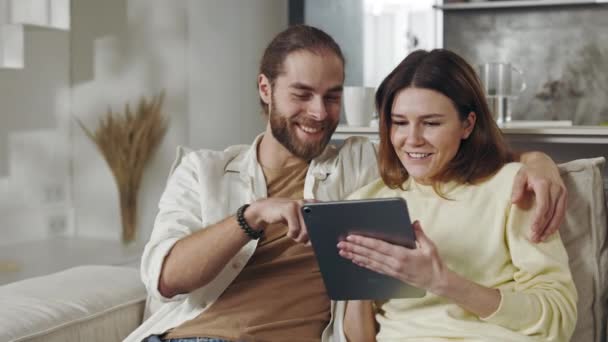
top-left (390, 87), bottom-right (475, 184)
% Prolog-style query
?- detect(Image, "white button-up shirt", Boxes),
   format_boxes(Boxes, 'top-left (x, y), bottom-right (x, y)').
top-left (125, 135), bottom-right (379, 342)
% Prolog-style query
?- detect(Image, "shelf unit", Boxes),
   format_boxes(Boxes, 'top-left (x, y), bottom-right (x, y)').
top-left (435, 0), bottom-right (608, 11)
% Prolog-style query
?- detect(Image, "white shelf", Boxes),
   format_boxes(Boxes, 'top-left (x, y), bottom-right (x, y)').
top-left (435, 0), bottom-right (607, 11)
top-left (499, 120), bottom-right (573, 128)
top-left (334, 124), bottom-right (608, 144)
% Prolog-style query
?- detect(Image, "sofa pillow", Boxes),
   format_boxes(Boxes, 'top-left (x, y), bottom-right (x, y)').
top-left (0, 265), bottom-right (146, 342)
top-left (558, 157), bottom-right (607, 342)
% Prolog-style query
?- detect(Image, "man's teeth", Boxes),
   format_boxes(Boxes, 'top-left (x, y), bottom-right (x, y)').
top-left (407, 152), bottom-right (431, 159)
top-left (299, 125), bottom-right (321, 134)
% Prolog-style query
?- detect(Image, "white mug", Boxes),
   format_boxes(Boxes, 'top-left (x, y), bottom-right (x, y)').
top-left (343, 86), bottom-right (375, 127)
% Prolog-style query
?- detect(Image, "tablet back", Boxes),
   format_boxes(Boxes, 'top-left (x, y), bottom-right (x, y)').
top-left (302, 197), bottom-right (426, 300)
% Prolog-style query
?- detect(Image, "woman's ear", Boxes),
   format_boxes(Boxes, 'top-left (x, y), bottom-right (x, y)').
top-left (462, 111), bottom-right (476, 139)
top-left (258, 74), bottom-right (272, 105)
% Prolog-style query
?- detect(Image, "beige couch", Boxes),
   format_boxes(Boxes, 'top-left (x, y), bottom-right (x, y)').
top-left (0, 158), bottom-right (606, 342)
top-left (0, 265), bottom-right (146, 342)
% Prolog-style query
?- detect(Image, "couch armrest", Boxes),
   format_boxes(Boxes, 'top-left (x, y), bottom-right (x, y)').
top-left (0, 265), bottom-right (146, 342)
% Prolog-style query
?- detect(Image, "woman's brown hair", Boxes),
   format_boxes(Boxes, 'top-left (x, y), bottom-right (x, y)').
top-left (376, 49), bottom-right (514, 190)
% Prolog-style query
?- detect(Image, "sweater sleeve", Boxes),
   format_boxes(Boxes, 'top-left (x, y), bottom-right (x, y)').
top-left (482, 199), bottom-right (578, 341)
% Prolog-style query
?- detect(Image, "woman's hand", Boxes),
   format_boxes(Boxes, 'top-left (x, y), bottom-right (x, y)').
top-left (338, 220), bottom-right (501, 317)
top-left (337, 221), bottom-right (448, 293)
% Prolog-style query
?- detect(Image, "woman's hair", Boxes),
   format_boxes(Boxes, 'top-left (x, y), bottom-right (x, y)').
top-left (258, 25), bottom-right (345, 116)
top-left (376, 49), bottom-right (514, 190)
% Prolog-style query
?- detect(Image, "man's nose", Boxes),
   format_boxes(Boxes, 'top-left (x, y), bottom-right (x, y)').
top-left (307, 96), bottom-right (328, 120)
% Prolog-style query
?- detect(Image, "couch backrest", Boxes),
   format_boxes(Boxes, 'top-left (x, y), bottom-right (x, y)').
top-left (558, 157), bottom-right (608, 342)
top-left (0, 265), bottom-right (146, 342)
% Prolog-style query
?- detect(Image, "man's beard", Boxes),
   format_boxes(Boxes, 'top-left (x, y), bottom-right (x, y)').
top-left (269, 101), bottom-right (338, 161)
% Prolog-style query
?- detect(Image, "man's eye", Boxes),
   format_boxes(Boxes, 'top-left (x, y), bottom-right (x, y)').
top-left (293, 93), bottom-right (311, 100)
top-left (325, 96), bottom-right (341, 103)
top-left (424, 121), bottom-right (441, 126)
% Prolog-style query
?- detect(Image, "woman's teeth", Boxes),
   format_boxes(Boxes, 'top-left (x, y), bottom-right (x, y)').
top-left (407, 152), bottom-right (431, 159)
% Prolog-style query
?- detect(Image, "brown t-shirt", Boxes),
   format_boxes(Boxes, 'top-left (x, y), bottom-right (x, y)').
top-left (164, 161), bottom-right (330, 342)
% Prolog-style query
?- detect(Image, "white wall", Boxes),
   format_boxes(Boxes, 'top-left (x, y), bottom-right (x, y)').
top-left (0, 28), bottom-right (68, 176)
top-left (187, 0), bottom-right (287, 150)
top-left (70, 0), bottom-right (189, 244)
top-left (0, 0), bottom-right (287, 246)
top-left (0, 26), bottom-right (70, 245)
top-left (70, 0), bottom-right (286, 245)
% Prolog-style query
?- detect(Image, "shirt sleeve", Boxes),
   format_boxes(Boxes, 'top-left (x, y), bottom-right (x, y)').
top-left (482, 199), bottom-right (578, 341)
top-left (342, 137), bottom-right (380, 193)
top-left (140, 151), bottom-right (204, 302)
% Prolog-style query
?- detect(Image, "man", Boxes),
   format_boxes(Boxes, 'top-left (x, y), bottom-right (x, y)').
top-left (126, 25), bottom-right (566, 342)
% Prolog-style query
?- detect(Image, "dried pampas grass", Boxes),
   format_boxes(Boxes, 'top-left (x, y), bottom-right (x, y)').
top-left (77, 92), bottom-right (168, 243)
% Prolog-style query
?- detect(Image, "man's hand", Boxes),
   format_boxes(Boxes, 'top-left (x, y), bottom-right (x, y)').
top-left (245, 198), bottom-right (310, 244)
top-left (512, 152), bottom-right (567, 243)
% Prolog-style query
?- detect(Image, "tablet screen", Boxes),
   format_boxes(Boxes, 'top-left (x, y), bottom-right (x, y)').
top-left (302, 197), bottom-right (425, 300)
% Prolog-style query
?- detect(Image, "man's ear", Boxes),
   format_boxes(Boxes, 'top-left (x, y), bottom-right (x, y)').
top-left (462, 111), bottom-right (476, 139)
top-left (258, 74), bottom-right (272, 105)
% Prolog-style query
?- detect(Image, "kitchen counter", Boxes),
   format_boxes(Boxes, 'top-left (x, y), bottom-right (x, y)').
top-left (334, 124), bottom-right (608, 144)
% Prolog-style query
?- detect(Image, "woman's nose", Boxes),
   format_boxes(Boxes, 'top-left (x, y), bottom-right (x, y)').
top-left (406, 125), bottom-right (425, 146)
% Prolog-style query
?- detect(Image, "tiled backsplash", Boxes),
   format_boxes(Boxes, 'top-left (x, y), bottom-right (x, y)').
top-left (444, 5), bottom-right (608, 125)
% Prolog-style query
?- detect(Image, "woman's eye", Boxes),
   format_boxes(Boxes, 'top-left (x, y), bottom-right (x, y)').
top-left (393, 121), bottom-right (408, 126)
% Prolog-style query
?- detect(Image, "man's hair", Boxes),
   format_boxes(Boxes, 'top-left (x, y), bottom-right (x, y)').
top-left (376, 49), bottom-right (514, 191)
top-left (258, 25), bottom-right (345, 115)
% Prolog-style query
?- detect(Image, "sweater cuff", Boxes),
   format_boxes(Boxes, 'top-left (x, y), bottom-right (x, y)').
top-left (481, 288), bottom-right (538, 329)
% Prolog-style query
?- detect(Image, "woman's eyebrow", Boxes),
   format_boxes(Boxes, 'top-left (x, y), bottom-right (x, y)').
top-left (391, 113), bottom-right (445, 119)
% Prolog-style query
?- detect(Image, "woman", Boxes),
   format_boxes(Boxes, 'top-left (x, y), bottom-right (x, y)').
top-left (338, 49), bottom-right (577, 341)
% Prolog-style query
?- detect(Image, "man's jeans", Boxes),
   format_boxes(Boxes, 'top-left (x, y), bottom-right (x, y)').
top-left (145, 336), bottom-right (233, 342)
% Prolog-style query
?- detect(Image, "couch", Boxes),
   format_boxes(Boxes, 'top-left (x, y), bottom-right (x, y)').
top-left (0, 158), bottom-right (606, 342)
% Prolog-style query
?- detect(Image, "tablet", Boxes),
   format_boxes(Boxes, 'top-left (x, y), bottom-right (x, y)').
top-left (302, 197), bottom-right (426, 300)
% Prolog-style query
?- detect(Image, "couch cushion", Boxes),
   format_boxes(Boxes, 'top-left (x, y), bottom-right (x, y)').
top-left (0, 265), bottom-right (146, 342)
top-left (558, 157), bottom-right (608, 342)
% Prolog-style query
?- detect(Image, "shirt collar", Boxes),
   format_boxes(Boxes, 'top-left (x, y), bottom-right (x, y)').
top-left (224, 133), bottom-right (336, 180)
top-left (224, 134), bottom-right (264, 178)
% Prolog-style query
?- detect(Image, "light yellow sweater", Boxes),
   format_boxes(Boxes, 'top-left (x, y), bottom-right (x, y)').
top-left (348, 163), bottom-right (577, 342)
